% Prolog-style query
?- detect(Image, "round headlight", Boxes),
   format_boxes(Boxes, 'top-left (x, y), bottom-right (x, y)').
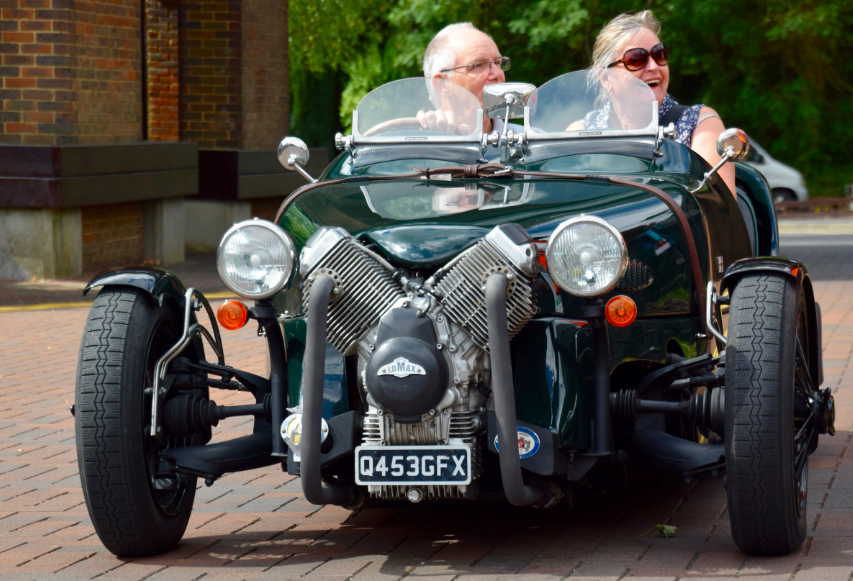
top-left (545, 216), bottom-right (628, 297)
top-left (217, 219), bottom-right (297, 300)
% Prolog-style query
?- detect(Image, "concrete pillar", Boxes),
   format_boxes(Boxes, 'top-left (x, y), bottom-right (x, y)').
top-left (0, 208), bottom-right (82, 280)
top-left (183, 200), bottom-right (252, 253)
top-left (143, 197), bottom-right (185, 265)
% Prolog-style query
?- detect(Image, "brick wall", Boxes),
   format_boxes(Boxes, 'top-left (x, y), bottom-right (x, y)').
top-left (145, 0), bottom-right (179, 141)
top-left (81, 201), bottom-right (144, 272)
top-left (179, 0), bottom-right (242, 148)
top-left (0, 0), bottom-right (143, 146)
top-left (180, 0), bottom-right (288, 149)
top-left (241, 0), bottom-right (288, 149)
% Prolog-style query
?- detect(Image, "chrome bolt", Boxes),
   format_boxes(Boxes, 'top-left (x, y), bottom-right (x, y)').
top-left (368, 344), bottom-right (375, 351)
top-left (449, 345), bottom-right (456, 353)
top-left (377, 409), bottom-right (384, 416)
top-left (429, 409), bottom-right (436, 416)
top-left (402, 301), bottom-right (409, 307)
top-left (437, 316), bottom-right (443, 323)
top-left (407, 487), bottom-right (424, 503)
top-left (436, 343), bottom-right (443, 350)
top-left (444, 409), bottom-right (450, 416)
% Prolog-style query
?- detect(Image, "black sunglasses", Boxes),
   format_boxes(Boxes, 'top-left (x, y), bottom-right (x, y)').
top-left (607, 43), bottom-right (669, 71)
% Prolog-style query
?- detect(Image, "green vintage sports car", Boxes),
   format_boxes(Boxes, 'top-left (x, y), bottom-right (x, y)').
top-left (75, 70), bottom-right (834, 558)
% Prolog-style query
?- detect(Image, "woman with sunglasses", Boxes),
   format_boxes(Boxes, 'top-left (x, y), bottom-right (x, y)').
top-left (587, 11), bottom-right (734, 195)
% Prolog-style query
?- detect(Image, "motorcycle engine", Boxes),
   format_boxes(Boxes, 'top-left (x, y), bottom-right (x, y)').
top-left (299, 224), bottom-right (540, 500)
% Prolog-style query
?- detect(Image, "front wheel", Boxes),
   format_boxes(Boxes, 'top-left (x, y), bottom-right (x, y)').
top-left (76, 288), bottom-right (197, 557)
top-left (725, 273), bottom-right (812, 555)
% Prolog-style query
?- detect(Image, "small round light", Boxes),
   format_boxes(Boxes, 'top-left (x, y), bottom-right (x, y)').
top-left (217, 300), bottom-right (249, 331)
top-left (605, 295), bottom-right (637, 328)
top-left (545, 216), bottom-right (628, 297)
top-left (217, 219), bottom-right (297, 300)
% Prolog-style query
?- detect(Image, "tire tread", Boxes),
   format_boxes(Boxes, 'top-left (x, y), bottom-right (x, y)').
top-left (726, 273), bottom-right (805, 555)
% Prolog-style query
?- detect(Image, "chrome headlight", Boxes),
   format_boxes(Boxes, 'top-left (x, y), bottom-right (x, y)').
top-left (217, 219), bottom-right (297, 300)
top-left (545, 216), bottom-right (628, 297)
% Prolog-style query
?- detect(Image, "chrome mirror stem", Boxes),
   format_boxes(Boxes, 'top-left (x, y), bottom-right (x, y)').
top-left (690, 146), bottom-right (733, 193)
top-left (291, 160), bottom-right (318, 184)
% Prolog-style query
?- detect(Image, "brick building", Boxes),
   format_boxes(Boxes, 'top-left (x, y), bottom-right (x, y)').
top-left (0, 0), bottom-right (317, 280)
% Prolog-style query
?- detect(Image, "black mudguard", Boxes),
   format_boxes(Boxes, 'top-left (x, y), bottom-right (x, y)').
top-left (84, 266), bottom-right (188, 309)
top-left (83, 266), bottom-right (209, 363)
top-left (721, 257), bottom-right (822, 387)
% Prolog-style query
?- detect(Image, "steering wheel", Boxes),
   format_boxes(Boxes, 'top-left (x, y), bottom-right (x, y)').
top-left (362, 117), bottom-right (422, 137)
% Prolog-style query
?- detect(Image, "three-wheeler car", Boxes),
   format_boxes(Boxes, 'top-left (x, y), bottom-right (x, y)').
top-left (75, 70), bottom-right (834, 558)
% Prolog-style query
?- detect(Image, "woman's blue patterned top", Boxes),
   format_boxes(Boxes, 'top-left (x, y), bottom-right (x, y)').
top-left (582, 94), bottom-right (704, 146)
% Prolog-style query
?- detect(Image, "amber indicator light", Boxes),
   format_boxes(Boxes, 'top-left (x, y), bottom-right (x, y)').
top-left (605, 295), bottom-right (637, 328)
top-left (217, 300), bottom-right (249, 331)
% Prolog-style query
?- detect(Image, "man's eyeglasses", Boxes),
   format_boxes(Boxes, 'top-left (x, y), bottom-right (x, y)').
top-left (607, 43), bottom-right (669, 72)
top-left (441, 56), bottom-right (511, 75)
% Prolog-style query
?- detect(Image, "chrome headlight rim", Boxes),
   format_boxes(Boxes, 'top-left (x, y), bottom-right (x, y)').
top-left (545, 215), bottom-right (628, 297)
top-left (216, 218), bottom-right (298, 300)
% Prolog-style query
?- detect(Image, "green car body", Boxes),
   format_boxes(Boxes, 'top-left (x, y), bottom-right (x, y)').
top-left (276, 138), bottom-right (773, 455)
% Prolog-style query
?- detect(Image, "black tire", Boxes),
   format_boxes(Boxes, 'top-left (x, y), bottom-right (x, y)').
top-left (725, 273), bottom-right (812, 555)
top-left (76, 287), bottom-right (196, 557)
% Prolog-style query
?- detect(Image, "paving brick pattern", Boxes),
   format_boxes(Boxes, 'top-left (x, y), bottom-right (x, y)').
top-left (0, 236), bottom-right (851, 580)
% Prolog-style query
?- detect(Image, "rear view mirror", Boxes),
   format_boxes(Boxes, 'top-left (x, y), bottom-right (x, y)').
top-left (482, 83), bottom-right (536, 120)
top-left (277, 136), bottom-right (317, 183)
top-left (691, 128), bottom-right (751, 193)
top-left (716, 128), bottom-right (750, 161)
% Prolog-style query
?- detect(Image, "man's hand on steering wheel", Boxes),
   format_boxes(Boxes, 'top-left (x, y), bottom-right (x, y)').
top-left (417, 109), bottom-right (458, 134)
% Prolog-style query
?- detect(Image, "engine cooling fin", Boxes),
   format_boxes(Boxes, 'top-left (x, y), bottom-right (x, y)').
top-left (434, 239), bottom-right (537, 352)
top-left (302, 236), bottom-right (405, 355)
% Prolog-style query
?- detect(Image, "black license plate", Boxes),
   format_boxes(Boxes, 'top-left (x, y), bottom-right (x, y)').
top-left (355, 445), bottom-right (471, 485)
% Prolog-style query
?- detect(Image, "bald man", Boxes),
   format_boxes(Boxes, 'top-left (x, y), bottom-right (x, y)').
top-left (421, 22), bottom-right (511, 134)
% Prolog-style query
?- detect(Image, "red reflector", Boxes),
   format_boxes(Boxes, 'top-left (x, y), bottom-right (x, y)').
top-left (605, 295), bottom-right (637, 328)
top-left (217, 300), bottom-right (249, 331)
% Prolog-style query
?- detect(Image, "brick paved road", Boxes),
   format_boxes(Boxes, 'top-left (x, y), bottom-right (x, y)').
top-left (0, 235), bottom-right (851, 580)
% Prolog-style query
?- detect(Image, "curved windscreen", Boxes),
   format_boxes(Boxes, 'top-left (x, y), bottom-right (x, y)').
top-left (356, 78), bottom-right (482, 139)
top-left (360, 180), bottom-right (532, 220)
top-left (528, 70), bottom-right (658, 135)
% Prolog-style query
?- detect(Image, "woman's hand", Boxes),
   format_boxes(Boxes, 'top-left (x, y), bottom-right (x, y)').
top-left (691, 106), bottom-right (736, 197)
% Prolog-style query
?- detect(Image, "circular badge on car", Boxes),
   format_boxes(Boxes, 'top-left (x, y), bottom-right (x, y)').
top-left (494, 426), bottom-right (540, 459)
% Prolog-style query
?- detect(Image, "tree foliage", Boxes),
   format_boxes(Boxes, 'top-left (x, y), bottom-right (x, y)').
top-left (289, 0), bottom-right (853, 195)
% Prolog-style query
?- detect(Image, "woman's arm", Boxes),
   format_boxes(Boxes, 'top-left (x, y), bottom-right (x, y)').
top-left (690, 106), bottom-right (736, 197)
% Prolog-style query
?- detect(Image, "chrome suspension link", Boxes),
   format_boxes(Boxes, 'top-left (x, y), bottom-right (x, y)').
top-left (149, 288), bottom-right (225, 437)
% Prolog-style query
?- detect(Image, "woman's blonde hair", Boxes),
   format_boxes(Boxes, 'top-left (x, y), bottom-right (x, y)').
top-left (591, 10), bottom-right (661, 72)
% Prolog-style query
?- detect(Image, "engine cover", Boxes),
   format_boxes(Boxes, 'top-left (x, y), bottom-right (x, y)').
top-left (365, 307), bottom-right (448, 423)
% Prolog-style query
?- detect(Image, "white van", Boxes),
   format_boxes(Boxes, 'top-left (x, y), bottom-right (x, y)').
top-left (742, 141), bottom-right (809, 203)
